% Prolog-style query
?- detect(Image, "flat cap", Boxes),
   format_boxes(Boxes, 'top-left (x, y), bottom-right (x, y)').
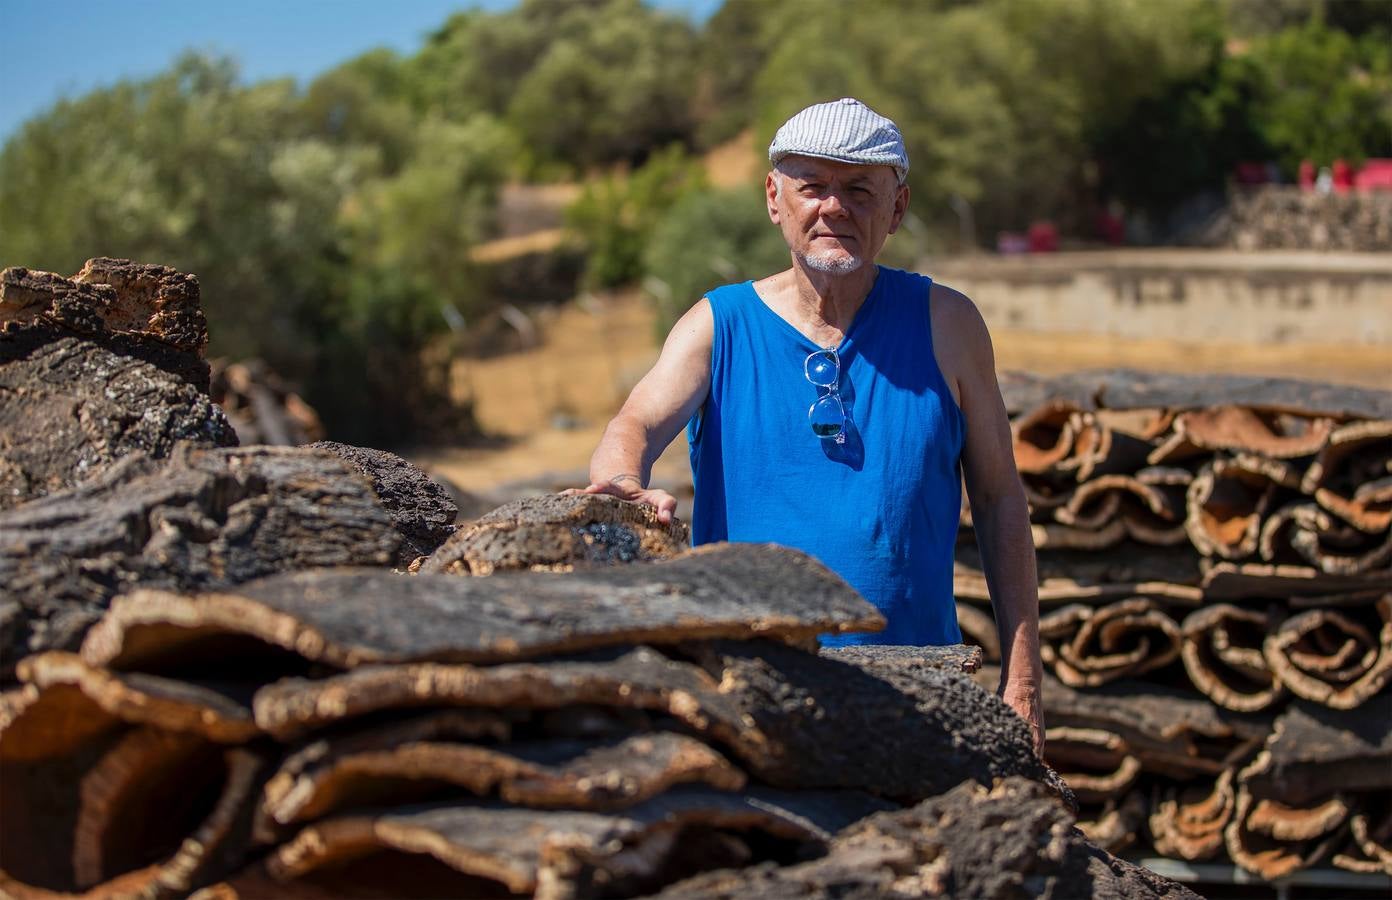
top-left (768, 97), bottom-right (908, 182)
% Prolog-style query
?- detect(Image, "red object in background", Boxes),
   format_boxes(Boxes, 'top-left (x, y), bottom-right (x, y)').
top-left (1095, 209), bottom-right (1124, 245)
top-left (1234, 161), bottom-right (1270, 184)
top-left (1298, 160), bottom-right (1315, 191)
top-left (1027, 221), bottom-right (1058, 253)
top-left (1353, 159), bottom-right (1392, 191)
top-left (1332, 159), bottom-right (1353, 193)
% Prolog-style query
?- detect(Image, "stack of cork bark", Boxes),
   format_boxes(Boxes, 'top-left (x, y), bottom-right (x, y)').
top-left (1201, 186), bottom-right (1392, 253)
top-left (1, 260), bottom-right (1198, 899)
top-left (209, 358), bottom-right (325, 446)
top-left (959, 369), bottom-right (1392, 882)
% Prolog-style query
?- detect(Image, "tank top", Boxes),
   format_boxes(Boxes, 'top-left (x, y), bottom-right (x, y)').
top-left (688, 266), bottom-right (965, 646)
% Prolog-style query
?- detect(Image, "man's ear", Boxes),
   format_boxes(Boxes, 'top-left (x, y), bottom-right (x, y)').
top-left (765, 171), bottom-right (781, 224)
top-left (887, 182), bottom-right (910, 234)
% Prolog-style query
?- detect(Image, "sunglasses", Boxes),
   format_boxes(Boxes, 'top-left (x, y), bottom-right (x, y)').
top-left (804, 348), bottom-right (847, 444)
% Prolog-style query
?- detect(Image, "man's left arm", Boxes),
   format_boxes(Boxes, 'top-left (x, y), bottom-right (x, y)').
top-left (935, 286), bottom-right (1044, 756)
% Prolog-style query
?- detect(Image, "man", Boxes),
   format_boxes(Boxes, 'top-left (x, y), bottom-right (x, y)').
top-left (581, 98), bottom-right (1043, 752)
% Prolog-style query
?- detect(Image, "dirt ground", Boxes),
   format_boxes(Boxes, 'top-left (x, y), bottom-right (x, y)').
top-left (413, 286), bottom-right (1389, 498)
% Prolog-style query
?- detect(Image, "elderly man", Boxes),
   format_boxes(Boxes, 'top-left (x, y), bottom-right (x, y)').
top-left (582, 98), bottom-right (1043, 751)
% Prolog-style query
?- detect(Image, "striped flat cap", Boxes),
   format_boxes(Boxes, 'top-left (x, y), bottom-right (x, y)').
top-left (768, 97), bottom-right (908, 182)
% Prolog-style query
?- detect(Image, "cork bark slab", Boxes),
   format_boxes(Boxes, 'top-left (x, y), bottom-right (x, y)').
top-left (1297, 420), bottom-right (1392, 495)
top-left (981, 667), bottom-right (1271, 778)
top-left (1332, 807), bottom-right (1392, 875)
top-left (1011, 401), bottom-right (1083, 474)
top-left (1000, 369), bottom-right (1392, 421)
top-left (1224, 785), bottom-right (1349, 880)
top-left (819, 643), bottom-right (983, 675)
top-left (82, 543), bottom-right (881, 676)
top-left (308, 441), bottom-right (458, 567)
top-left (651, 778), bottom-right (1201, 900)
top-left (1076, 790), bottom-right (1148, 854)
top-left (1263, 596), bottom-right (1392, 709)
top-left (259, 730), bottom-right (747, 834)
top-left (1184, 456), bottom-right (1301, 561)
top-left (1149, 406), bottom-right (1334, 464)
top-left (1239, 699), bottom-right (1392, 806)
top-left (1055, 412), bottom-right (1156, 483)
top-left (684, 640), bottom-right (1048, 804)
top-left (1148, 768), bottom-right (1237, 861)
top-left (0, 680), bottom-right (262, 898)
top-left (955, 543), bottom-right (1204, 607)
top-left (0, 260), bottom-right (231, 512)
top-left (263, 787), bottom-right (878, 897)
top-left (1042, 598), bottom-right (1182, 687)
top-left (2, 446), bottom-right (399, 681)
top-left (1180, 604), bottom-right (1285, 713)
top-left (1056, 471), bottom-right (1186, 533)
top-left (15, 651), bottom-right (257, 743)
top-left (250, 647), bottom-right (759, 750)
top-left (421, 493), bottom-right (690, 575)
top-left (1200, 561), bottom-right (1389, 600)
top-left (1042, 726), bottom-right (1142, 803)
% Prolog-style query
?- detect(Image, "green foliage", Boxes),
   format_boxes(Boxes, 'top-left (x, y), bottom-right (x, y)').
top-left (0, 53), bottom-right (510, 445)
top-left (565, 146), bottom-right (706, 290)
top-left (412, 0), bottom-right (699, 172)
top-left (1239, 18), bottom-right (1392, 170)
top-left (642, 185), bottom-right (789, 333)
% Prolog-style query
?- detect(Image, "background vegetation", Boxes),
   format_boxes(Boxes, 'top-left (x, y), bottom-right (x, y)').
top-left (2, 0), bottom-right (1387, 443)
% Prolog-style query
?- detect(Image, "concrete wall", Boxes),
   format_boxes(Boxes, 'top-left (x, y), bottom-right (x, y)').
top-left (928, 250), bottom-right (1392, 347)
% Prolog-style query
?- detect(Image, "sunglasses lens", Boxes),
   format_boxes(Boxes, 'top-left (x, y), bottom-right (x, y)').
top-left (804, 350), bottom-right (838, 387)
top-left (809, 395), bottom-right (845, 438)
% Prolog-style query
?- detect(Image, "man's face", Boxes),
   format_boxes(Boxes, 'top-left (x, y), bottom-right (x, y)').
top-left (765, 155), bottom-right (909, 275)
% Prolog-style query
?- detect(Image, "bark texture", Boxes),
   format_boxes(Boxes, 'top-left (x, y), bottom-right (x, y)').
top-left (82, 544), bottom-right (881, 674)
top-left (650, 779), bottom-right (1200, 900)
top-left (0, 446), bottom-right (398, 678)
top-left (309, 440), bottom-right (458, 567)
top-left (422, 493), bottom-right (690, 575)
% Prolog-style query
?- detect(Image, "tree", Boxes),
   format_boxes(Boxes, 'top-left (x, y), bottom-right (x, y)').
top-left (643, 184), bottom-right (790, 333)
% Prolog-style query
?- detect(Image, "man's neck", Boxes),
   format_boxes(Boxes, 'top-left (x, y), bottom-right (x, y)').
top-left (783, 258), bottom-right (878, 341)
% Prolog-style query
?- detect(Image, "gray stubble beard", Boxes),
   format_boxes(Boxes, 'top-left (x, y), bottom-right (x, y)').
top-left (797, 250), bottom-right (864, 274)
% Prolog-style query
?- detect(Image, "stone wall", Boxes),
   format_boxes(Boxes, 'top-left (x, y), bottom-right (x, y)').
top-left (930, 249), bottom-right (1392, 347)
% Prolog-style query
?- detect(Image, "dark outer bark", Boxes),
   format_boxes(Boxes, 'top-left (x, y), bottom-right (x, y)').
top-left (308, 441), bottom-right (458, 566)
top-left (978, 666), bottom-right (1272, 778)
top-left (687, 640), bottom-right (1049, 804)
top-left (16, 651), bottom-right (258, 744)
top-left (250, 641), bottom-right (1047, 807)
top-left (956, 543), bottom-right (1204, 605)
top-left (819, 643), bottom-right (983, 675)
top-left (1242, 698), bottom-right (1392, 804)
top-left (1201, 561), bottom-right (1390, 600)
top-left (421, 493), bottom-right (689, 575)
top-left (647, 778), bottom-right (1200, 900)
top-left (0, 680), bottom-right (266, 897)
top-left (87, 544), bottom-right (880, 673)
top-left (267, 787), bottom-right (864, 894)
top-left (0, 446), bottom-right (398, 680)
top-left (259, 731), bottom-right (749, 832)
top-left (69, 258), bottom-right (210, 354)
top-left (249, 647), bottom-right (759, 747)
top-left (999, 369), bottom-right (1392, 420)
top-left (0, 333), bottom-right (235, 510)
top-left (2, 260), bottom-right (211, 387)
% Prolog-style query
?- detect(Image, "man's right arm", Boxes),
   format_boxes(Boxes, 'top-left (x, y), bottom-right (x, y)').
top-left (583, 298), bottom-right (714, 523)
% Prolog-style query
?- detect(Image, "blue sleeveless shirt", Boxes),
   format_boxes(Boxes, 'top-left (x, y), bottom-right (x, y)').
top-left (688, 266), bottom-right (964, 646)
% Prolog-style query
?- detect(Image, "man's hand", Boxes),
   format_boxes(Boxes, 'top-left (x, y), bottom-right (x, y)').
top-left (570, 476), bottom-right (678, 524)
top-left (1000, 679), bottom-right (1045, 757)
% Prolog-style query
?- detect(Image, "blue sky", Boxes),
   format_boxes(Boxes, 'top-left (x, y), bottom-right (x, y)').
top-left (0, 0), bottom-right (722, 140)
